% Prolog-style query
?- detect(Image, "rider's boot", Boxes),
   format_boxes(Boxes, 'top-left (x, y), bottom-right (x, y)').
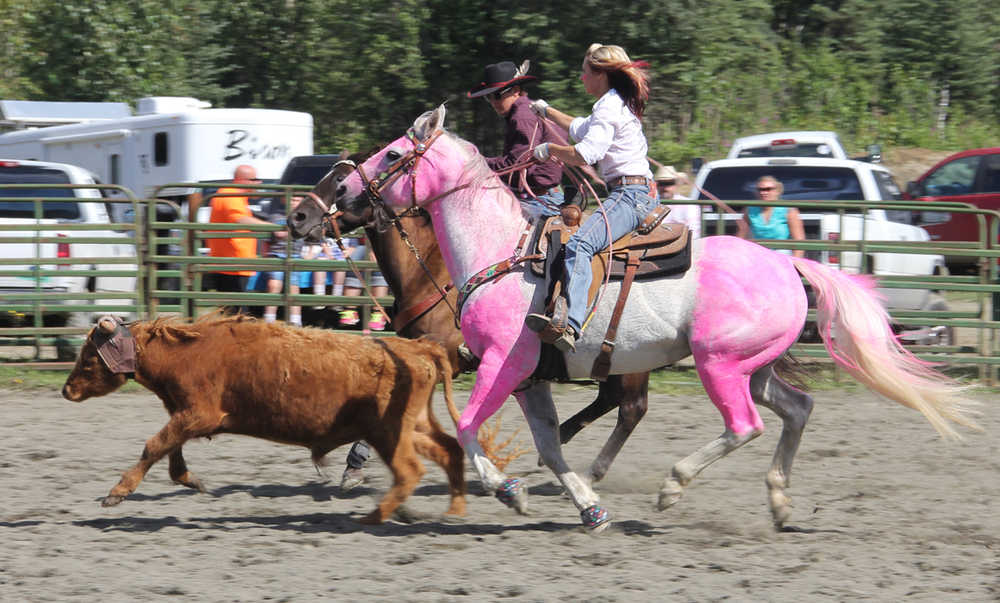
top-left (526, 296), bottom-right (568, 338)
top-left (526, 297), bottom-right (577, 353)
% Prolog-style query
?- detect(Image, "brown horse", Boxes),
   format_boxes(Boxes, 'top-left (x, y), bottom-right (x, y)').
top-left (293, 154), bottom-right (650, 484)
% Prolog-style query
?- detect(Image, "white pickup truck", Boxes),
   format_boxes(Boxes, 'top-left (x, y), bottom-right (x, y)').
top-left (691, 157), bottom-right (949, 334)
top-left (0, 159), bottom-right (137, 340)
top-left (726, 130), bottom-right (883, 163)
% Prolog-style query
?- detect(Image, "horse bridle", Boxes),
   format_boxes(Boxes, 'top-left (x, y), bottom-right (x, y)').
top-left (305, 136), bottom-right (465, 329)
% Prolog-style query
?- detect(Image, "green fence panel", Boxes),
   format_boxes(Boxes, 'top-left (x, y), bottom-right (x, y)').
top-left (3, 183), bottom-right (999, 383)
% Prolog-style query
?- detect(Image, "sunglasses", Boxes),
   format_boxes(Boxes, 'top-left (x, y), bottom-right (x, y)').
top-left (485, 89), bottom-right (512, 102)
top-left (657, 181), bottom-right (676, 186)
top-left (757, 186), bottom-right (777, 192)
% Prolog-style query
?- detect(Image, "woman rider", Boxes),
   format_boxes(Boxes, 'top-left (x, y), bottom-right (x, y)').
top-left (526, 43), bottom-right (657, 352)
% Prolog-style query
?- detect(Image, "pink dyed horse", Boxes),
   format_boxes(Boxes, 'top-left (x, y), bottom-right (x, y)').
top-left (331, 105), bottom-right (979, 532)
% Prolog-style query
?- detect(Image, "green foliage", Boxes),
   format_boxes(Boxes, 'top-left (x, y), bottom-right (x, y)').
top-left (19, 0), bottom-right (232, 104)
top-left (1, 0), bottom-right (998, 158)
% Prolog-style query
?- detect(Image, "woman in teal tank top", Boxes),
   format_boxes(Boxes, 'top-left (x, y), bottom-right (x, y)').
top-left (737, 175), bottom-right (805, 257)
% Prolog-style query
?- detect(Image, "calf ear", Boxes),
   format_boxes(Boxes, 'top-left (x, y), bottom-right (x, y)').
top-left (97, 315), bottom-right (118, 334)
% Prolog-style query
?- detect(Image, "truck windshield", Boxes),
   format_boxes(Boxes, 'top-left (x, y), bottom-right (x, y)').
top-left (0, 165), bottom-right (81, 219)
top-left (698, 166), bottom-right (864, 209)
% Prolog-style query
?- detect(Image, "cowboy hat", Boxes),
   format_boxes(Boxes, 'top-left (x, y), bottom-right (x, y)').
top-left (467, 60), bottom-right (537, 98)
top-left (654, 165), bottom-right (683, 182)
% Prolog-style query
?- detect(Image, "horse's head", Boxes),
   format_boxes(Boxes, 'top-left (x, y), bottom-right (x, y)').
top-left (288, 155), bottom-right (368, 242)
top-left (337, 105), bottom-right (470, 224)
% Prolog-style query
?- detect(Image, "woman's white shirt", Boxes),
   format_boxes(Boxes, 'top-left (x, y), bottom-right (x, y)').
top-left (569, 88), bottom-right (652, 182)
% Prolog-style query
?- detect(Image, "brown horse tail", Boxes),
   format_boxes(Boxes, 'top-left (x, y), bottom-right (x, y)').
top-left (772, 352), bottom-right (811, 392)
top-left (429, 340), bottom-right (461, 426)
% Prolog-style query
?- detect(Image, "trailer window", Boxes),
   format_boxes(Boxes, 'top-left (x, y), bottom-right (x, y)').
top-left (154, 132), bottom-right (168, 166)
top-left (109, 154), bottom-right (120, 184)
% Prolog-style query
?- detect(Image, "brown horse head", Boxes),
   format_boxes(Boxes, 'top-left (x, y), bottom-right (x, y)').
top-left (288, 153), bottom-right (358, 241)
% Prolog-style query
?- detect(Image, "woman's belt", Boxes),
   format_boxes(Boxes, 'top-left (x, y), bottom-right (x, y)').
top-left (607, 175), bottom-right (652, 189)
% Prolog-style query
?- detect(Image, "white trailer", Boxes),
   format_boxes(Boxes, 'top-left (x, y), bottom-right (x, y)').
top-left (0, 97), bottom-right (313, 199)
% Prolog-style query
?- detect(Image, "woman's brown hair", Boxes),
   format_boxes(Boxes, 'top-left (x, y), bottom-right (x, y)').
top-left (585, 43), bottom-right (650, 119)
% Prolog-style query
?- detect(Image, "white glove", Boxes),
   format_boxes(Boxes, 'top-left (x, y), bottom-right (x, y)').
top-left (529, 99), bottom-right (549, 119)
top-left (533, 143), bottom-right (551, 162)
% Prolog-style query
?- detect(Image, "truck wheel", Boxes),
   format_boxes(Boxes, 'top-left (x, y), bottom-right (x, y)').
top-left (924, 294), bottom-right (955, 347)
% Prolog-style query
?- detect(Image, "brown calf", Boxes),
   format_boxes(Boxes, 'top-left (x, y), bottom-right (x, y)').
top-left (61, 314), bottom-right (466, 524)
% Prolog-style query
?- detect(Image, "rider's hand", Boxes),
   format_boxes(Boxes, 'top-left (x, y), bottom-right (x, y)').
top-left (533, 143), bottom-right (551, 162)
top-left (529, 99), bottom-right (549, 119)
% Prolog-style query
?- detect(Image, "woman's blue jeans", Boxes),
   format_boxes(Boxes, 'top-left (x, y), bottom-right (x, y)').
top-left (563, 184), bottom-right (657, 334)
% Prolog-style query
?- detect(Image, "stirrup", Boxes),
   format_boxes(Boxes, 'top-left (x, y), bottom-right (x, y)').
top-left (525, 313), bottom-right (551, 332)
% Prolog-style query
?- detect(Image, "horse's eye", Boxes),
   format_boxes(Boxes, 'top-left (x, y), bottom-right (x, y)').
top-left (386, 150), bottom-right (402, 162)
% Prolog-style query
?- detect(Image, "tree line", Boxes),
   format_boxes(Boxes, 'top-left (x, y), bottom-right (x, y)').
top-left (2, 0), bottom-right (997, 167)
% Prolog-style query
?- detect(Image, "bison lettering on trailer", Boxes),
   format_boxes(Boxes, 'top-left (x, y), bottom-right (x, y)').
top-left (61, 315), bottom-right (466, 524)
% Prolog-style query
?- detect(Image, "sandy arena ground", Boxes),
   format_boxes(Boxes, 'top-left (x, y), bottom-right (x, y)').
top-left (0, 382), bottom-right (996, 602)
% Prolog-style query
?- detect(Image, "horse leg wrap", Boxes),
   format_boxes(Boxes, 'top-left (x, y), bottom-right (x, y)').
top-left (495, 478), bottom-right (528, 514)
top-left (581, 504), bottom-right (611, 532)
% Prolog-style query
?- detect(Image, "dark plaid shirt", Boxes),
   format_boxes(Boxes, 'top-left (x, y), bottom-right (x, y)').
top-left (485, 95), bottom-right (563, 195)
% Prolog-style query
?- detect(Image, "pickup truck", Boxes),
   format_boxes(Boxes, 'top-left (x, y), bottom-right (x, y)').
top-left (0, 159), bottom-right (137, 344)
top-left (691, 157), bottom-right (950, 340)
top-left (727, 130), bottom-right (882, 163)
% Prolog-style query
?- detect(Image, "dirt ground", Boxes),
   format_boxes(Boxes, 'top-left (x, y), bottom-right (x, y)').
top-left (0, 380), bottom-right (996, 602)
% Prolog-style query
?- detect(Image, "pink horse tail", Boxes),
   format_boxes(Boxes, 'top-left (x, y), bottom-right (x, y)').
top-left (790, 257), bottom-right (980, 440)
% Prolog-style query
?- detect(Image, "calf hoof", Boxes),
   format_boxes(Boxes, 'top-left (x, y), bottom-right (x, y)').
top-left (359, 510), bottom-right (384, 525)
top-left (102, 494), bottom-right (126, 507)
top-left (657, 479), bottom-right (684, 511)
top-left (175, 473), bottom-right (206, 493)
top-left (581, 505), bottom-right (612, 533)
top-left (495, 478), bottom-right (528, 514)
top-left (444, 500), bottom-right (467, 518)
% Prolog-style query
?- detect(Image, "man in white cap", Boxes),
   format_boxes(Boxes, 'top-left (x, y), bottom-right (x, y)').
top-left (655, 165), bottom-right (701, 239)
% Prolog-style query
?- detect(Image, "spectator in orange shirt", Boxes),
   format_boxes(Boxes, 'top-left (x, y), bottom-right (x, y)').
top-left (204, 164), bottom-right (275, 314)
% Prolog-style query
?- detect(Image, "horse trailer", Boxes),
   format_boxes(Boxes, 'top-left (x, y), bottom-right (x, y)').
top-left (0, 97), bottom-right (313, 202)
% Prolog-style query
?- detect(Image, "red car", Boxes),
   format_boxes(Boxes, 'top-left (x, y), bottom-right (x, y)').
top-left (905, 147), bottom-right (1000, 271)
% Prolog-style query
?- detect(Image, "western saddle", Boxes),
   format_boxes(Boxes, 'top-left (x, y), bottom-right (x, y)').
top-left (528, 204), bottom-right (692, 381)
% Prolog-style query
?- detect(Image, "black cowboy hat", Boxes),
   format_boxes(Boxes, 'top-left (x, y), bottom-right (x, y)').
top-left (467, 60), bottom-right (537, 98)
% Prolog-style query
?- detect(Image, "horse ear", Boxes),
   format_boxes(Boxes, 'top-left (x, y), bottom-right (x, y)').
top-left (412, 105), bottom-right (446, 141)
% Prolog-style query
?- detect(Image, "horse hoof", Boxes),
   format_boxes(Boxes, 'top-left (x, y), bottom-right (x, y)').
top-left (102, 495), bottom-right (125, 507)
top-left (581, 505), bottom-right (611, 532)
top-left (340, 467), bottom-right (365, 492)
top-left (657, 480), bottom-right (684, 511)
top-left (495, 478), bottom-right (528, 514)
top-left (769, 491), bottom-right (792, 529)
